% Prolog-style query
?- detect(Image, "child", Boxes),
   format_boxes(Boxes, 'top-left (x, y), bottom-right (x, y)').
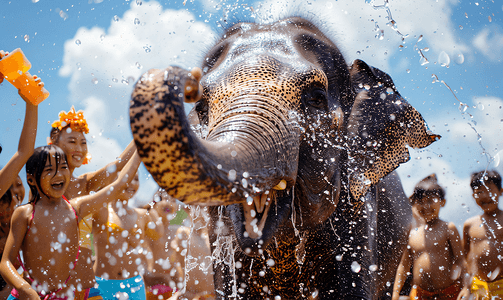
top-left (392, 174), bottom-right (468, 300)
top-left (49, 106), bottom-right (136, 294)
top-left (143, 190), bottom-right (181, 300)
top-left (463, 170), bottom-right (503, 299)
top-left (0, 145), bottom-right (140, 300)
top-left (0, 48), bottom-right (41, 298)
top-left (93, 172), bottom-right (160, 300)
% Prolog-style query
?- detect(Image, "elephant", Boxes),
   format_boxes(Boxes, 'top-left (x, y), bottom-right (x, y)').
top-left (129, 17), bottom-right (439, 299)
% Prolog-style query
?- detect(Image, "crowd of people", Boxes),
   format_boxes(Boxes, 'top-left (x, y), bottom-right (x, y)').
top-left (392, 171), bottom-right (503, 300)
top-left (0, 50), bottom-right (503, 300)
top-left (0, 50), bottom-right (215, 300)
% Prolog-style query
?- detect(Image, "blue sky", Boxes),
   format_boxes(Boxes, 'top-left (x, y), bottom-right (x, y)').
top-left (0, 0), bottom-right (502, 230)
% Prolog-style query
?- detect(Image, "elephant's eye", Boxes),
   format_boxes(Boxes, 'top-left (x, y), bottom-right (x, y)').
top-left (306, 88), bottom-right (327, 110)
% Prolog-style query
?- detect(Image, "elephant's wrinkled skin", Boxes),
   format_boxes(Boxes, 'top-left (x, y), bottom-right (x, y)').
top-left (129, 17), bottom-right (439, 299)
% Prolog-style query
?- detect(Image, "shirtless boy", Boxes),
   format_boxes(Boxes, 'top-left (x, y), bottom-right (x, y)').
top-left (392, 174), bottom-right (468, 300)
top-left (463, 170), bottom-right (503, 299)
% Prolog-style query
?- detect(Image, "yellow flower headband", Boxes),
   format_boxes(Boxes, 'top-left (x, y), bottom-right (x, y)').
top-left (51, 106), bottom-right (91, 164)
top-left (51, 106), bottom-right (90, 134)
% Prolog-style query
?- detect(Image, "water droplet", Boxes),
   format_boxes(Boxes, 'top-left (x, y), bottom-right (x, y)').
top-left (420, 56), bottom-right (429, 66)
top-left (454, 53), bottom-right (464, 65)
top-left (127, 76), bottom-right (135, 85)
top-left (351, 261), bottom-right (361, 273)
top-left (246, 196), bottom-right (253, 205)
top-left (136, 0), bottom-right (142, 5)
top-left (113, 15), bottom-right (119, 22)
top-left (439, 265), bottom-right (445, 271)
top-left (134, 18), bottom-right (140, 25)
top-left (57, 232), bottom-right (67, 244)
top-left (376, 30), bottom-right (384, 40)
top-left (100, 34), bottom-right (105, 41)
top-left (24, 35), bottom-right (30, 42)
top-left (135, 62), bottom-right (142, 69)
top-left (228, 170), bottom-right (236, 181)
top-left (478, 103), bottom-right (485, 110)
top-left (438, 51), bottom-right (450, 67)
top-left (75, 39), bottom-right (81, 46)
top-left (459, 103), bottom-right (468, 112)
top-left (406, 69), bottom-right (410, 73)
top-left (143, 45), bottom-right (151, 53)
top-left (369, 264), bottom-right (378, 272)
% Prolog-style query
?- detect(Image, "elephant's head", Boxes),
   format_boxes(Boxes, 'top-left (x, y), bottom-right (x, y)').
top-left (130, 17), bottom-right (438, 256)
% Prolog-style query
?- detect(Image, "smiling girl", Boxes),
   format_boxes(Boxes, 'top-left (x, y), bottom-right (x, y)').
top-left (49, 106), bottom-right (136, 294)
top-left (0, 145), bottom-right (140, 300)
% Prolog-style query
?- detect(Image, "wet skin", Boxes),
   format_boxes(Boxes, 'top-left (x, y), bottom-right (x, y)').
top-left (93, 174), bottom-right (158, 280)
top-left (129, 17), bottom-right (438, 299)
top-left (463, 182), bottom-right (503, 282)
top-left (408, 197), bottom-right (464, 291)
top-left (0, 147), bottom-right (141, 299)
top-left (52, 129), bottom-right (136, 289)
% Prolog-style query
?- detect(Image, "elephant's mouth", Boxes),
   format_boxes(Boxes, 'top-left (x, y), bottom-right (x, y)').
top-left (230, 185), bottom-right (294, 257)
top-left (243, 193), bottom-right (273, 239)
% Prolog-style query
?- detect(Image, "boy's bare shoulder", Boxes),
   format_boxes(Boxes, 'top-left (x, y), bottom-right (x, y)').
top-left (463, 215), bottom-right (481, 229)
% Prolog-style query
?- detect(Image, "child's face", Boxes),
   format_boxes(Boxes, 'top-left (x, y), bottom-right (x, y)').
top-left (412, 194), bottom-right (444, 223)
top-left (473, 182), bottom-right (502, 214)
top-left (55, 129), bottom-right (88, 170)
top-left (38, 149), bottom-right (71, 199)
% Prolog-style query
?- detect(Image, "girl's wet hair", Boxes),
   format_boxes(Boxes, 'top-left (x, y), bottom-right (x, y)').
top-left (25, 145), bottom-right (67, 203)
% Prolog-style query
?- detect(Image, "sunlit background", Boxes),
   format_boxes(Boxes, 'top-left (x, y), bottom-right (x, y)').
top-left (0, 0), bottom-right (502, 231)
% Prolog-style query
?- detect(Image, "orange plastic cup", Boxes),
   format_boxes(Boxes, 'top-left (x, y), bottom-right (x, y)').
top-left (0, 48), bottom-right (49, 105)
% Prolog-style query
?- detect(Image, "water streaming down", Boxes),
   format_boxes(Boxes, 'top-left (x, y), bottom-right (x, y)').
top-left (211, 206), bottom-right (238, 297)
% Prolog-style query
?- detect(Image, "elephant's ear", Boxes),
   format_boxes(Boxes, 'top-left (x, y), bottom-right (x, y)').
top-left (346, 59), bottom-right (440, 201)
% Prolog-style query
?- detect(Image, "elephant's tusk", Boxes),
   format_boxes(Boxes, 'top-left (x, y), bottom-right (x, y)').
top-left (273, 179), bottom-right (287, 190)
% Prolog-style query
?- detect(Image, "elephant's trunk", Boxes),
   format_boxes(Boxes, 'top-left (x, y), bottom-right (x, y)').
top-left (130, 66), bottom-right (300, 205)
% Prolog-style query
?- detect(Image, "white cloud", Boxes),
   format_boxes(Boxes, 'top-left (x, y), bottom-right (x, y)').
top-left (397, 95), bottom-right (503, 229)
top-left (60, 0), bottom-right (217, 203)
top-left (473, 26), bottom-right (503, 62)
top-left (252, 0), bottom-right (468, 70)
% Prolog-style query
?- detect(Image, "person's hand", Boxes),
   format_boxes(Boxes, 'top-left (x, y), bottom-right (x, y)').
top-left (19, 74), bottom-right (44, 104)
top-left (0, 50), bottom-right (8, 84)
top-left (457, 286), bottom-right (470, 300)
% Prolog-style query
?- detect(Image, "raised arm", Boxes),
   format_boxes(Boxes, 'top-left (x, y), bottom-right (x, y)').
top-left (74, 150), bottom-right (141, 217)
top-left (0, 207), bottom-right (40, 300)
top-left (0, 101), bottom-right (38, 198)
top-left (391, 244), bottom-right (412, 300)
top-left (84, 140), bottom-right (136, 193)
